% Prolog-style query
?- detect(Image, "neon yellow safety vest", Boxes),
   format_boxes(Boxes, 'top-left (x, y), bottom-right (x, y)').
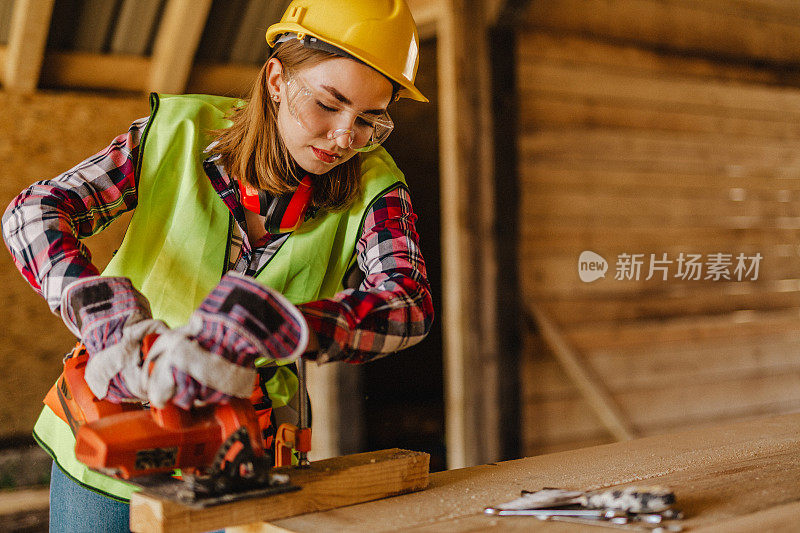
top-left (33, 93), bottom-right (406, 501)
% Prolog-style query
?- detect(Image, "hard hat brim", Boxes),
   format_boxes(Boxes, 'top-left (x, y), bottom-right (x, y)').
top-left (267, 25), bottom-right (429, 103)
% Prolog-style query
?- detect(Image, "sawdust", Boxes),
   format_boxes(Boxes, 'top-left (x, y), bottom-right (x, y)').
top-left (0, 90), bottom-right (149, 440)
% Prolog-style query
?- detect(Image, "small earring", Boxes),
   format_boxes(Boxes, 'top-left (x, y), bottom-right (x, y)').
top-left (271, 94), bottom-right (280, 102)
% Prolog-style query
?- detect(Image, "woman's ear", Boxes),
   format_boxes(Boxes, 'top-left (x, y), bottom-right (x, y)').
top-left (266, 58), bottom-right (285, 102)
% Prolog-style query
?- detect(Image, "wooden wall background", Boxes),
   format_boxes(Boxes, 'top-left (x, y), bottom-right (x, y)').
top-left (519, 0), bottom-right (800, 455)
top-left (0, 91), bottom-right (146, 442)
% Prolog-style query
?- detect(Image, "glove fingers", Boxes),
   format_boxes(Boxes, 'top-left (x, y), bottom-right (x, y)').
top-left (83, 319), bottom-right (169, 401)
top-left (144, 329), bottom-right (256, 407)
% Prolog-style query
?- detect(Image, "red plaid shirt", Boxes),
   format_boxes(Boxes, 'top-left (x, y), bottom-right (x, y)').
top-left (2, 117), bottom-right (433, 364)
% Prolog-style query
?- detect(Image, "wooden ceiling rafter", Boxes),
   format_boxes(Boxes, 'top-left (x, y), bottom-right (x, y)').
top-left (3, 0), bottom-right (55, 93)
top-left (148, 0), bottom-right (213, 95)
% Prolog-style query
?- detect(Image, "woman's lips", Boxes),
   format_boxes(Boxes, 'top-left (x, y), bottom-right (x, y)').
top-left (312, 147), bottom-right (340, 164)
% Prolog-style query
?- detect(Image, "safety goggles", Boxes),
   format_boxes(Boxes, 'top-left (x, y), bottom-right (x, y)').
top-left (284, 72), bottom-right (394, 152)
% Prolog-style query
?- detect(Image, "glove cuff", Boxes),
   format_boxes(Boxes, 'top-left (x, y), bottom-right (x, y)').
top-left (60, 276), bottom-right (151, 338)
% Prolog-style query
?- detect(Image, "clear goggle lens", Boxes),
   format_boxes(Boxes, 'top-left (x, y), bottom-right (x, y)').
top-left (285, 75), bottom-right (393, 152)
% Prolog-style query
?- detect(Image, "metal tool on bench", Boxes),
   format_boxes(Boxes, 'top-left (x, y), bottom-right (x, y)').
top-left (45, 340), bottom-right (311, 508)
top-left (484, 486), bottom-right (684, 531)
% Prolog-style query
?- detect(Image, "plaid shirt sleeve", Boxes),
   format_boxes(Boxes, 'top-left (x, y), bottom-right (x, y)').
top-left (1, 118), bottom-right (146, 313)
top-left (298, 186), bottom-right (434, 364)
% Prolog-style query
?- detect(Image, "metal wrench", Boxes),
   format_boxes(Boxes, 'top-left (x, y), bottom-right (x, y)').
top-left (484, 508), bottom-right (626, 518)
top-left (541, 515), bottom-right (683, 532)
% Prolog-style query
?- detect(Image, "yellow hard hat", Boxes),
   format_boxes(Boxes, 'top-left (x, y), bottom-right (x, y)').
top-left (266, 0), bottom-right (427, 102)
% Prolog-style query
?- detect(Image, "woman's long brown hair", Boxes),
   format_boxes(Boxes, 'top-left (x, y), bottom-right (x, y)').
top-left (209, 40), bottom-right (361, 211)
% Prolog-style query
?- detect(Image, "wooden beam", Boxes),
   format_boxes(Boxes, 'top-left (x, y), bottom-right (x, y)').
top-left (3, 0), bottom-right (55, 93)
top-left (148, 0), bottom-right (213, 94)
top-left (130, 449), bottom-right (428, 533)
top-left (407, 0), bottom-right (442, 38)
top-left (529, 304), bottom-right (637, 442)
top-left (437, 0), bottom-right (499, 469)
top-left (0, 45), bottom-right (5, 85)
top-left (186, 62), bottom-right (261, 98)
top-left (525, 0), bottom-right (800, 66)
top-left (31, 49), bottom-right (262, 96)
top-left (38, 51), bottom-right (150, 92)
top-left (0, 487), bottom-right (49, 532)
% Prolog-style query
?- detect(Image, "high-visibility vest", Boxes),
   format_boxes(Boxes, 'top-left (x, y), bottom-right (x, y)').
top-left (34, 93), bottom-right (406, 501)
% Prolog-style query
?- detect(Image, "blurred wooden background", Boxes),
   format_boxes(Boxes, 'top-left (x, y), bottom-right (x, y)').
top-left (2, 0), bottom-right (800, 481)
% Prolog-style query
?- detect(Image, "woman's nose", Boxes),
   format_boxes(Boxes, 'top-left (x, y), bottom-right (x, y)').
top-left (328, 128), bottom-right (354, 148)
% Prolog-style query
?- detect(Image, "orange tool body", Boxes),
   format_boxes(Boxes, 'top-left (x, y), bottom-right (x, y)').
top-left (46, 342), bottom-right (303, 505)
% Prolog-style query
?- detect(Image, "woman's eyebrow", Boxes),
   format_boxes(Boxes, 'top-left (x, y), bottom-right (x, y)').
top-left (321, 84), bottom-right (387, 115)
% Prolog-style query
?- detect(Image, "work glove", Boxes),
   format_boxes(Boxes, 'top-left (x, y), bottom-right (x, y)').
top-left (142, 272), bottom-right (309, 409)
top-left (60, 276), bottom-right (169, 403)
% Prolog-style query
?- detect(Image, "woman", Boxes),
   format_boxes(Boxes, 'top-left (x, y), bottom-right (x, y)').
top-left (1, 1), bottom-right (433, 531)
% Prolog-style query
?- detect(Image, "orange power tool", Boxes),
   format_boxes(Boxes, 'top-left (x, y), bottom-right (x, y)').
top-left (45, 341), bottom-right (302, 506)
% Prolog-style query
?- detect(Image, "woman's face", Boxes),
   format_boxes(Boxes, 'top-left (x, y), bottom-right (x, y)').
top-left (268, 56), bottom-right (394, 175)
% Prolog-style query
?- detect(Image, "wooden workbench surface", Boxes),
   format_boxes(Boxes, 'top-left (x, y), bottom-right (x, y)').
top-left (234, 412), bottom-right (800, 532)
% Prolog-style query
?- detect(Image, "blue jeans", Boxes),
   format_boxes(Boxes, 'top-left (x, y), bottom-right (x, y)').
top-left (49, 462), bottom-right (225, 533)
top-left (49, 462), bottom-right (130, 533)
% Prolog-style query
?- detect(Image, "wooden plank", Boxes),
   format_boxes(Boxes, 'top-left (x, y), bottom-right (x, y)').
top-left (110, 0), bottom-right (164, 56)
top-left (518, 62), bottom-right (800, 121)
top-left (516, 31), bottom-right (800, 86)
top-left (0, 487), bottom-right (49, 514)
top-left (231, 414), bottom-right (800, 532)
top-left (521, 165), bottom-right (800, 194)
top-left (521, 226), bottom-right (800, 252)
top-left (560, 308), bottom-right (800, 351)
top-left (532, 291), bottom-right (800, 325)
top-left (3, 0), bottom-right (55, 93)
top-left (185, 62), bottom-right (260, 98)
top-left (525, 0), bottom-right (800, 66)
top-left (34, 49), bottom-right (261, 95)
top-left (519, 191), bottom-right (798, 219)
top-left (519, 260), bottom-right (794, 298)
top-left (692, 500), bottom-right (800, 533)
top-left (38, 50), bottom-right (149, 92)
top-left (524, 333), bottom-right (800, 396)
top-left (147, 0), bottom-right (212, 94)
top-left (0, 0), bottom-right (17, 44)
top-left (520, 130), bottom-right (800, 168)
top-left (0, 487), bottom-right (49, 532)
top-left (523, 373), bottom-right (800, 443)
top-left (522, 92), bottom-right (800, 139)
top-left (519, 181), bottom-right (800, 206)
top-left (130, 449), bottom-right (429, 533)
top-left (522, 156), bottom-right (800, 183)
